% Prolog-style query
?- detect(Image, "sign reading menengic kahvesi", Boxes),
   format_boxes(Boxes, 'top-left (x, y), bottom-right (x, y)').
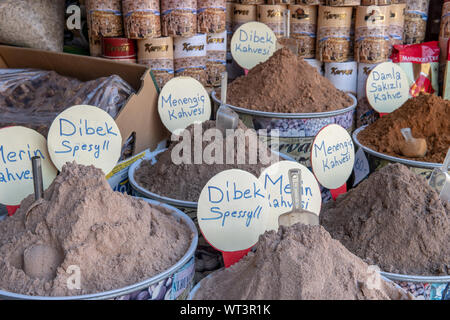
top-left (158, 77), bottom-right (211, 134)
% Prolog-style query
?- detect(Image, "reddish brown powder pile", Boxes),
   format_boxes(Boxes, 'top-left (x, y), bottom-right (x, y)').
top-left (357, 94), bottom-right (450, 163)
top-left (321, 163), bottom-right (449, 276)
top-left (0, 163), bottom-right (192, 297)
top-left (194, 224), bottom-right (412, 300)
top-left (225, 48), bottom-right (354, 113)
top-left (135, 120), bottom-right (279, 202)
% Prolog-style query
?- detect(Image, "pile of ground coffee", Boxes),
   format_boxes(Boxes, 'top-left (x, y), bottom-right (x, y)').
top-left (0, 163), bottom-right (192, 296)
top-left (357, 94), bottom-right (450, 163)
top-left (224, 48), bottom-right (354, 113)
top-left (193, 224), bottom-right (411, 300)
top-left (321, 163), bottom-right (449, 276)
top-left (134, 120), bottom-right (279, 202)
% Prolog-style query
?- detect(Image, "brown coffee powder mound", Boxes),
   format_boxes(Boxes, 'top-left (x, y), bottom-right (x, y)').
top-left (224, 48), bottom-right (354, 113)
top-left (0, 163), bottom-right (192, 297)
top-left (357, 94), bottom-right (450, 163)
top-left (321, 163), bottom-right (450, 276)
top-left (134, 120), bottom-right (279, 202)
top-left (193, 224), bottom-right (412, 300)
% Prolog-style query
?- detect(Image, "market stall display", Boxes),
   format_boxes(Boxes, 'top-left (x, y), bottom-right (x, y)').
top-left (0, 0), bottom-right (448, 303)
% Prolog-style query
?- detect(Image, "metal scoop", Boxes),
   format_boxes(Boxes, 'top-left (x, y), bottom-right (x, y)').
top-left (400, 128), bottom-right (427, 158)
top-left (216, 72), bottom-right (239, 136)
top-left (25, 156), bottom-right (45, 222)
top-left (276, 9), bottom-right (298, 55)
top-left (429, 148), bottom-right (450, 202)
top-left (278, 169), bottom-right (319, 227)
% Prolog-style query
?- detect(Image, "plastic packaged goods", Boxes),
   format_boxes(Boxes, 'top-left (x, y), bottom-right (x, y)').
top-left (198, 0), bottom-right (227, 34)
top-left (161, 0), bottom-right (197, 37)
top-left (87, 0), bottom-right (124, 37)
top-left (0, 69), bottom-right (134, 136)
top-left (122, 0), bottom-right (161, 39)
top-left (0, 0), bottom-right (64, 52)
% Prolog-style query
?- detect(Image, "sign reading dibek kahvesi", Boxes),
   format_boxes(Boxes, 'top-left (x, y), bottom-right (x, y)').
top-left (259, 161), bottom-right (322, 231)
top-left (197, 169), bottom-right (270, 252)
top-left (231, 21), bottom-right (277, 70)
top-left (366, 62), bottom-right (410, 113)
top-left (311, 124), bottom-right (355, 190)
top-left (47, 105), bottom-right (122, 175)
top-left (0, 126), bottom-right (57, 206)
top-left (158, 77), bottom-right (211, 134)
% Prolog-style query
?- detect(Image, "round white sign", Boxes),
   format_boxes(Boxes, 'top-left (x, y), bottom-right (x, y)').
top-left (310, 124), bottom-right (355, 190)
top-left (366, 62), bottom-right (410, 114)
top-left (47, 105), bottom-right (122, 175)
top-left (197, 169), bottom-right (270, 252)
top-left (0, 126), bottom-right (58, 206)
top-left (158, 77), bottom-right (211, 134)
top-left (231, 21), bottom-right (277, 70)
top-left (259, 161), bottom-right (322, 230)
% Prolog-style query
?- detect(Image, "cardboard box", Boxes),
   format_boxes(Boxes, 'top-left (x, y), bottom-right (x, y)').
top-left (0, 45), bottom-right (169, 155)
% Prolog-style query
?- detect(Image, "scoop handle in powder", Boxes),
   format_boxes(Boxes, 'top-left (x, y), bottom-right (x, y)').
top-left (216, 105), bottom-right (239, 136)
top-left (289, 169), bottom-right (302, 211)
top-left (31, 156), bottom-right (44, 201)
top-left (400, 128), bottom-right (413, 142)
top-left (283, 9), bottom-right (290, 38)
top-left (220, 72), bottom-right (228, 106)
top-left (438, 148), bottom-right (450, 202)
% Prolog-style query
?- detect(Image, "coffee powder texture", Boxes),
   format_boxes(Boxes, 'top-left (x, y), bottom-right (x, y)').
top-left (193, 224), bottom-right (412, 300)
top-left (321, 163), bottom-right (449, 276)
top-left (0, 163), bottom-right (192, 296)
top-left (225, 48), bottom-right (354, 113)
top-left (357, 94), bottom-right (450, 163)
top-left (134, 120), bottom-right (279, 202)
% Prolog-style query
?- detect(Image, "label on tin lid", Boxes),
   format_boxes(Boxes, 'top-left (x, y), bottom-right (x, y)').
top-left (232, 4), bottom-right (257, 23)
top-left (158, 77), bottom-right (211, 134)
top-left (174, 34), bottom-right (207, 59)
top-left (206, 31), bottom-right (227, 52)
top-left (47, 105), bottom-right (122, 175)
top-left (102, 38), bottom-right (137, 58)
top-left (137, 37), bottom-right (173, 60)
top-left (0, 126), bottom-right (58, 206)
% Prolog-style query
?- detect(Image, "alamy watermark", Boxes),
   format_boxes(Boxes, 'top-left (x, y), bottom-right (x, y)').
top-left (170, 126), bottom-right (280, 165)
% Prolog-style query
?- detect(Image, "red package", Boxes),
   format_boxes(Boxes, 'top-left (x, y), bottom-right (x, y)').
top-left (390, 41), bottom-right (440, 97)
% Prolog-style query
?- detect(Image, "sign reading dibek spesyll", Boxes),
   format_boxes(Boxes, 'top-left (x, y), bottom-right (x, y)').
top-left (310, 124), bottom-right (355, 200)
top-left (258, 161), bottom-right (322, 231)
top-left (197, 169), bottom-right (270, 268)
top-left (158, 77), bottom-right (211, 134)
top-left (0, 126), bottom-right (57, 206)
top-left (47, 105), bottom-right (122, 175)
top-left (231, 21), bottom-right (277, 70)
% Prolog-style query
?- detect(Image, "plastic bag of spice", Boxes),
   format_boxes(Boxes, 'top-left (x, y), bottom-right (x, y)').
top-left (0, 69), bottom-right (134, 136)
top-left (391, 41), bottom-right (440, 97)
top-left (0, 0), bottom-right (65, 52)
